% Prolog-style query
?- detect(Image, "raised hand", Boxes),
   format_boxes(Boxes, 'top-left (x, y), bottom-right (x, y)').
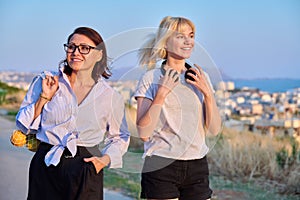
top-left (185, 64), bottom-right (212, 98)
top-left (157, 68), bottom-right (180, 98)
top-left (41, 75), bottom-right (59, 100)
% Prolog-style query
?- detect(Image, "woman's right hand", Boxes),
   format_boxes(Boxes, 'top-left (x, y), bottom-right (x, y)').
top-left (41, 75), bottom-right (59, 99)
top-left (157, 68), bottom-right (179, 98)
top-left (33, 75), bottom-right (59, 119)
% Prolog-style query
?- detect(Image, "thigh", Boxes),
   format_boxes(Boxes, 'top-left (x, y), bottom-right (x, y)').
top-left (62, 147), bottom-right (103, 200)
top-left (28, 144), bottom-right (64, 200)
top-left (141, 156), bottom-right (180, 199)
top-left (179, 157), bottom-right (212, 200)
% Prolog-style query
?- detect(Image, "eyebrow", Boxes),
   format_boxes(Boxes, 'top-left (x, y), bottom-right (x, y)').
top-left (68, 42), bottom-right (93, 46)
top-left (176, 31), bottom-right (194, 35)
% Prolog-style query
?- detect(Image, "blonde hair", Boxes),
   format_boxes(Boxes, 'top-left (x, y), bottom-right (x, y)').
top-left (138, 16), bottom-right (196, 69)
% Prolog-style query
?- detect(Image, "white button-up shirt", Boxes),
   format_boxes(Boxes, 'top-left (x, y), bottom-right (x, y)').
top-left (16, 67), bottom-right (130, 167)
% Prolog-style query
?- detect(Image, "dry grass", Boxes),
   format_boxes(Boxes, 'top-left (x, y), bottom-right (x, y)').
top-left (207, 127), bottom-right (300, 195)
top-left (125, 106), bottom-right (300, 195)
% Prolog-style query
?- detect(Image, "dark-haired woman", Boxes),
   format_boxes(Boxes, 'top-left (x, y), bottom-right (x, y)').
top-left (16, 27), bottom-right (130, 200)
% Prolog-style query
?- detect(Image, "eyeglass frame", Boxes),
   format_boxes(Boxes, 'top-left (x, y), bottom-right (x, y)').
top-left (63, 43), bottom-right (97, 55)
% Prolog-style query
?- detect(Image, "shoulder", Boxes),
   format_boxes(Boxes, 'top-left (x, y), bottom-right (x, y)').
top-left (28, 70), bottom-right (58, 86)
top-left (39, 70), bottom-right (59, 78)
top-left (32, 70), bottom-right (59, 81)
top-left (139, 68), bottom-right (161, 83)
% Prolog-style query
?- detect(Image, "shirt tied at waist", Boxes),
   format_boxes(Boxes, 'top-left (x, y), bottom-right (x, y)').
top-left (44, 131), bottom-right (78, 166)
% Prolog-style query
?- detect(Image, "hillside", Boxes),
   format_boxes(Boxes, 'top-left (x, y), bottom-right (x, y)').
top-left (0, 81), bottom-right (26, 111)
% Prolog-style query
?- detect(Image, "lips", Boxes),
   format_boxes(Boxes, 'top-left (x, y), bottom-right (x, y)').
top-left (70, 58), bottom-right (83, 62)
top-left (182, 47), bottom-right (192, 50)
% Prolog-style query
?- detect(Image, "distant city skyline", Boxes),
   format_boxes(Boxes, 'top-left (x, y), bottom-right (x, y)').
top-left (0, 0), bottom-right (299, 79)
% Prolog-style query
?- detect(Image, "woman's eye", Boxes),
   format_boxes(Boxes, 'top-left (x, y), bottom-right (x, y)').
top-left (68, 45), bottom-right (76, 50)
top-left (81, 45), bottom-right (90, 51)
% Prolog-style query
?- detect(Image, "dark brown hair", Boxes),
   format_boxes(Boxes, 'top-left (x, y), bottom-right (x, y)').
top-left (61, 27), bottom-right (111, 80)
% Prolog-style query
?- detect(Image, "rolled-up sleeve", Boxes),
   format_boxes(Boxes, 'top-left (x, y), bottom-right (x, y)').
top-left (101, 93), bottom-right (130, 168)
top-left (16, 75), bottom-right (43, 134)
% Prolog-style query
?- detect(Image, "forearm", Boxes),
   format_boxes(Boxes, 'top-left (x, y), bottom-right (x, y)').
top-left (33, 74), bottom-right (58, 119)
top-left (137, 104), bottom-right (162, 141)
top-left (136, 93), bottom-right (165, 141)
top-left (204, 94), bottom-right (222, 136)
top-left (33, 93), bottom-right (50, 119)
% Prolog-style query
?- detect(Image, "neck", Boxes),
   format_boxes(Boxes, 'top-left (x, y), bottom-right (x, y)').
top-left (165, 58), bottom-right (186, 73)
top-left (68, 70), bottom-right (95, 88)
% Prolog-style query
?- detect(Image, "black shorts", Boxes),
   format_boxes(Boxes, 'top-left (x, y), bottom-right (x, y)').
top-left (141, 155), bottom-right (212, 200)
top-left (28, 142), bottom-right (103, 200)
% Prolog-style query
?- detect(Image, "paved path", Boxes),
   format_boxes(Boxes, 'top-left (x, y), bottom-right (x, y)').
top-left (0, 116), bottom-right (132, 200)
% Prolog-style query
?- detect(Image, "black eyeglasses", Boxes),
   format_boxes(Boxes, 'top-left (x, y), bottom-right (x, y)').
top-left (63, 43), bottom-right (96, 54)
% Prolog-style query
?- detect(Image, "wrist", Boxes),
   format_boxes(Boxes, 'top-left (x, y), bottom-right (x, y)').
top-left (154, 90), bottom-right (168, 104)
top-left (101, 154), bottom-right (111, 166)
top-left (40, 93), bottom-right (52, 101)
top-left (202, 88), bottom-right (213, 99)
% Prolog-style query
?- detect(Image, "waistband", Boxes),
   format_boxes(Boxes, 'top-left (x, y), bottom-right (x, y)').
top-left (39, 142), bottom-right (101, 157)
top-left (143, 155), bottom-right (208, 173)
top-left (145, 155), bottom-right (207, 163)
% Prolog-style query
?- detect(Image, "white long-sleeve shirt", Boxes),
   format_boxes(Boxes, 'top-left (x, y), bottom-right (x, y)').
top-left (16, 67), bottom-right (130, 167)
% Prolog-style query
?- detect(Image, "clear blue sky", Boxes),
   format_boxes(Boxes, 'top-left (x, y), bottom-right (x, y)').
top-left (1, 0), bottom-right (299, 79)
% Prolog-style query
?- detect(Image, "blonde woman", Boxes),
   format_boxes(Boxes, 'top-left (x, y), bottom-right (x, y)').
top-left (134, 16), bottom-right (221, 200)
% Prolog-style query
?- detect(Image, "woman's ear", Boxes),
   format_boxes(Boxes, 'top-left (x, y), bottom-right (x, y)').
top-left (96, 50), bottom-right (103, 62)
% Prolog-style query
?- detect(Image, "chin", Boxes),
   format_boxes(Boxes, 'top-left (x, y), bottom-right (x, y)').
top-left (70, 64), bottom-right (82, 71)
top-left (179, 52), bottom-right (192, 59)
top-left (179, 55), bottom-right (191, 60)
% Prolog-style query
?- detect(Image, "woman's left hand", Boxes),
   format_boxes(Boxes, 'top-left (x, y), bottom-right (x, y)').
top-left (185, 64), bottom-right (212, 98)
top-left (84, 155), bottom-right (111, 173)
